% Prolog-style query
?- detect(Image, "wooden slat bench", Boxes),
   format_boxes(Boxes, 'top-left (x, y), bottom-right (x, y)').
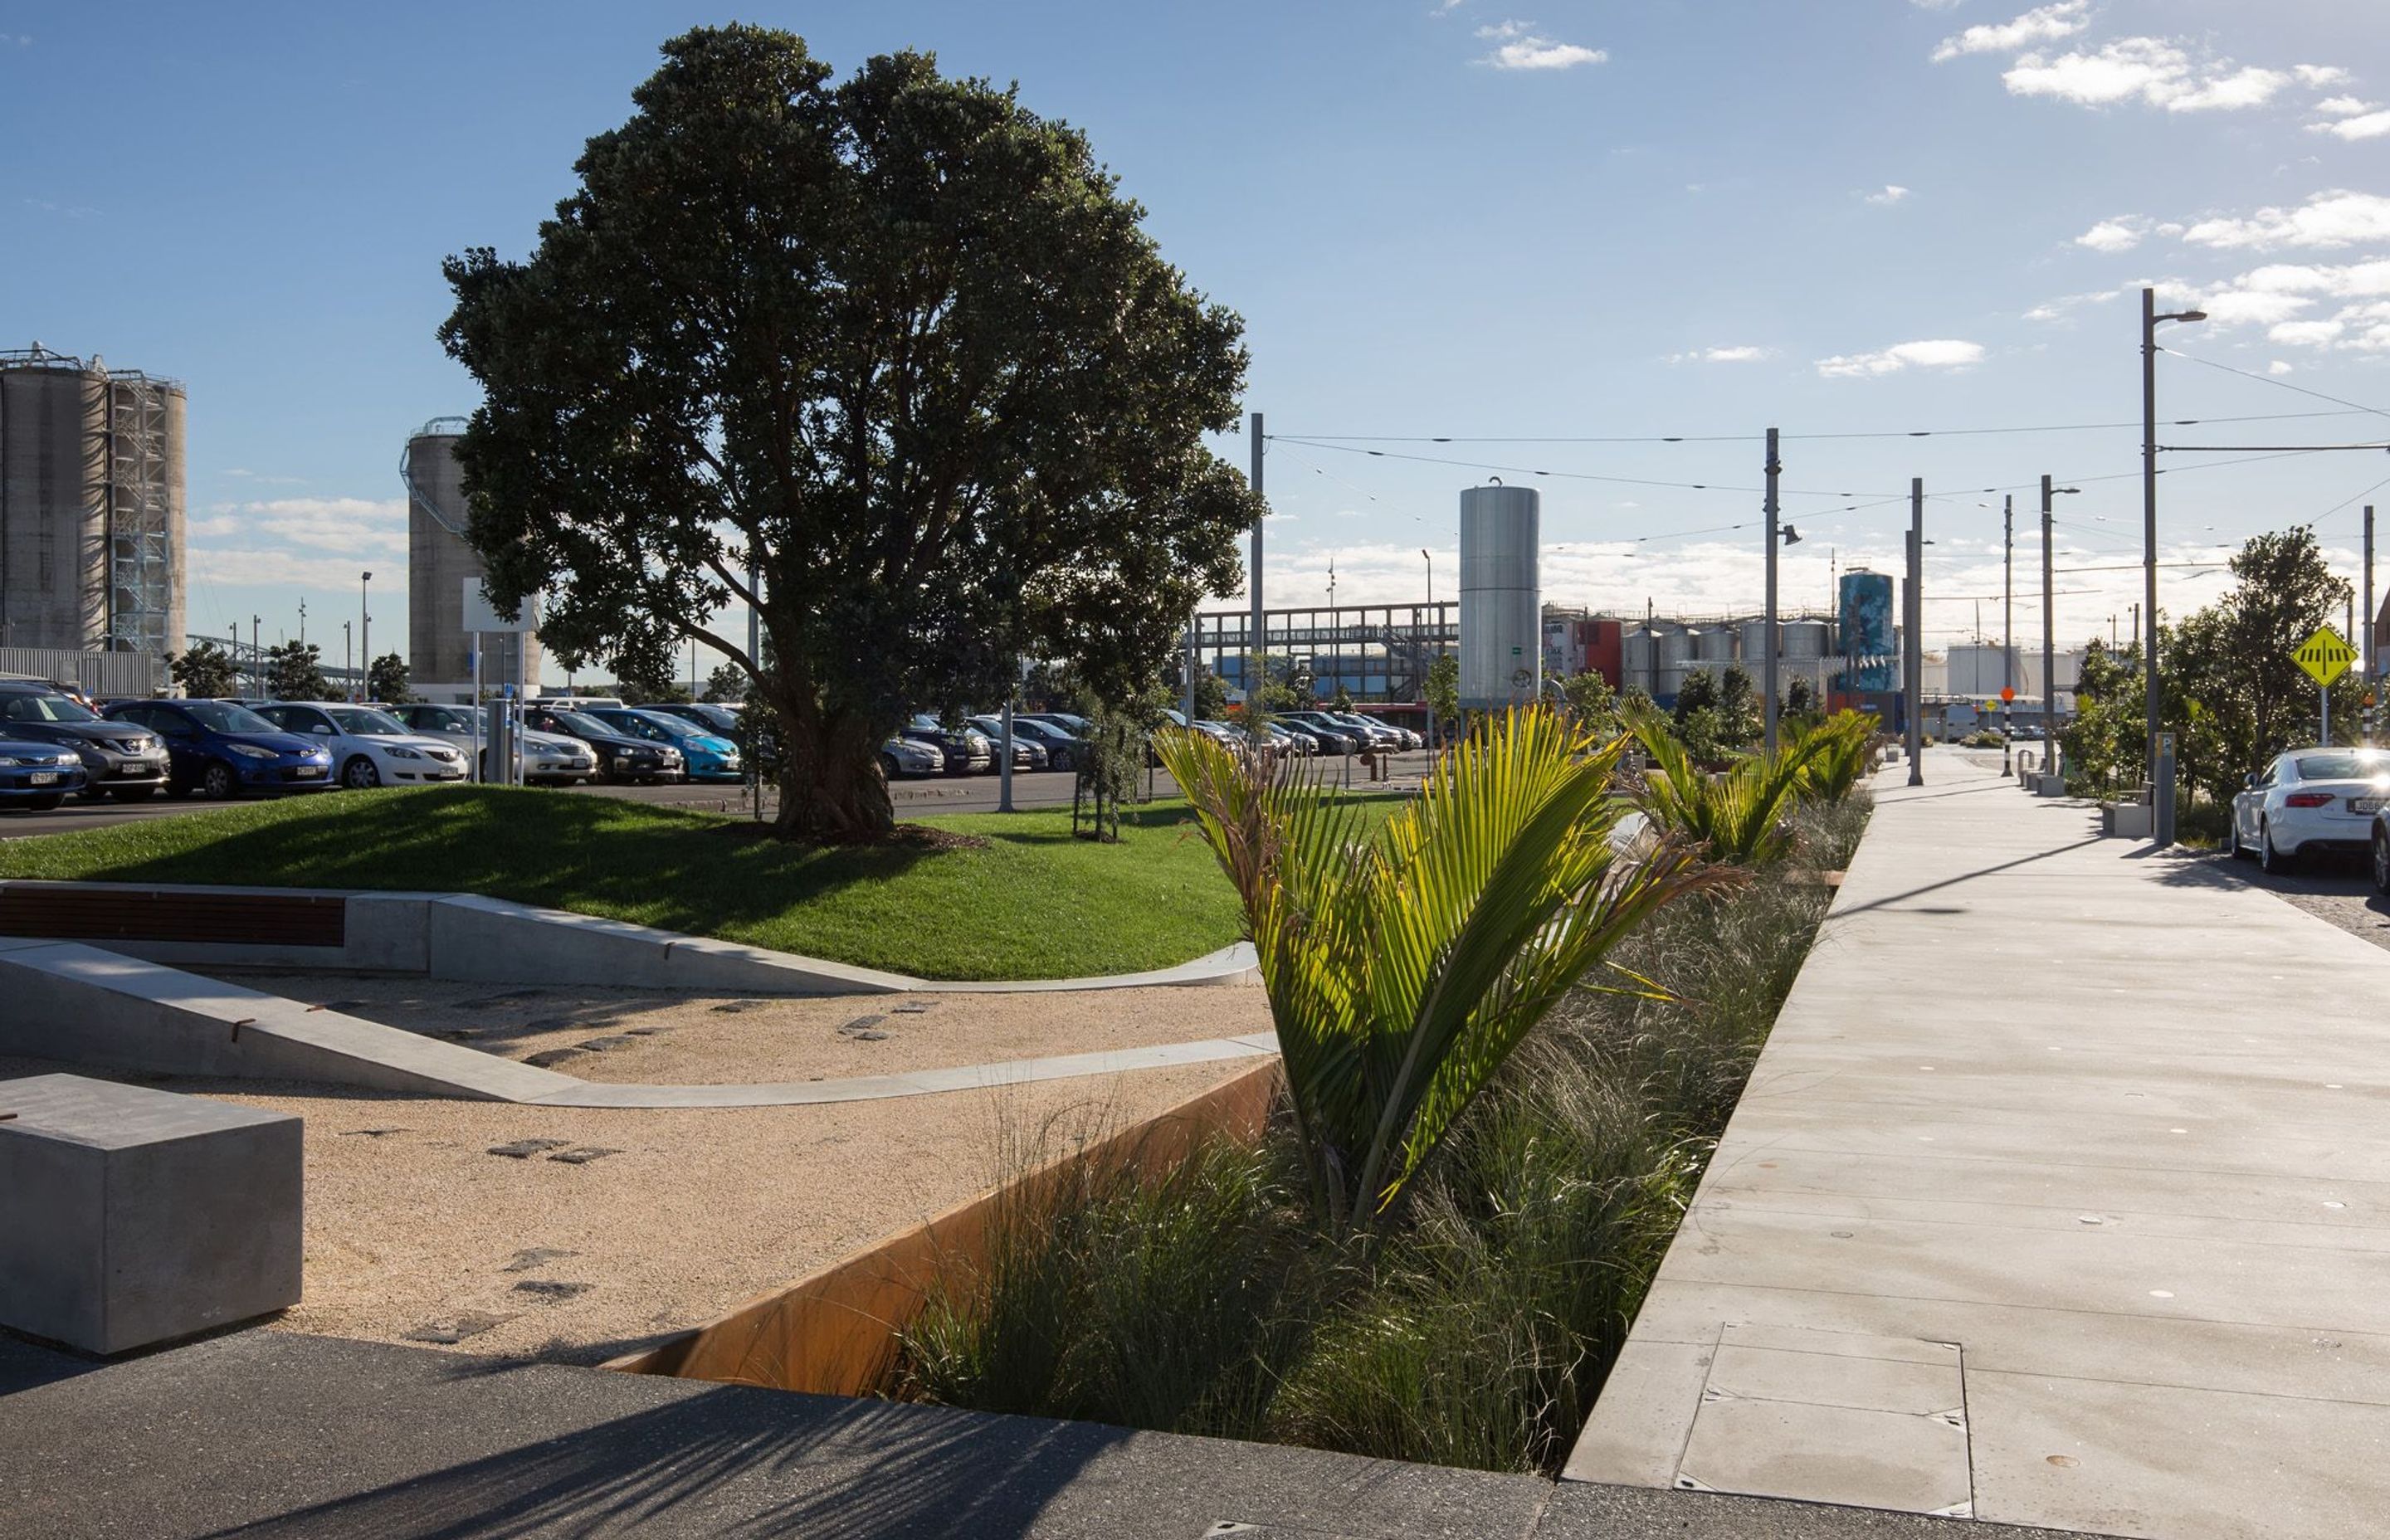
top-left (0, 886), bottom-right (346, 949)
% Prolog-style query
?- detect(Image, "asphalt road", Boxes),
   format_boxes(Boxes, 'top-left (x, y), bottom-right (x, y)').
top-left (0, 752), bottom-right (1427, 841)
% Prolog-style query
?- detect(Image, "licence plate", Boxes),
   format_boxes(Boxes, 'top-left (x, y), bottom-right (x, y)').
top-left (294, 766), bottom-right (325, 778)
top-left (2354, 797), bottom-right (2384, 814)
top-left (27, 772), bottom-right (58, 785)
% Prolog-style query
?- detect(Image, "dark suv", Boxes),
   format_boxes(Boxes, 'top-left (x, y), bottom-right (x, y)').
top-left (0, 681), bottom-right (170, 801)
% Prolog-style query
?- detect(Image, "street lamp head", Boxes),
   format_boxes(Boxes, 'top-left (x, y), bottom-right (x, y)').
top-left (362, 571), bottom-right (374, 583)
top-left (2056, 486), bottom-right (2083, 495)
top-left (2156, 309), bottom-right (2207, 325)
top-left (1781, 524), bottom-right (1802, 546)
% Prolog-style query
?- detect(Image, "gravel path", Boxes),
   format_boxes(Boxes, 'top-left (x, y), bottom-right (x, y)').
top-left (0, 1052), bottom-right (1250, 1364)
top-left (212, 973), bottom-right (1272, 1084)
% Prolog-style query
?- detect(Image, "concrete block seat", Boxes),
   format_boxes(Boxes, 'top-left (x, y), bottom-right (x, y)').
top-left (0, 1074), bottom-right (300, 1355)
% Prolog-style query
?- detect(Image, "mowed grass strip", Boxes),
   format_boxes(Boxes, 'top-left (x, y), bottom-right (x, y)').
top-left (0, 787), bottom-right (1306, 981)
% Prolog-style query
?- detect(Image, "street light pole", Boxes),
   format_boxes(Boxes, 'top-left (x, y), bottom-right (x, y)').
top-left (1422, 547), bottom-right (1436, 750)
top-left (2141, 287), bottom-right (2206, 846)
top-left (1763, 427), bottom-right (1782, 757)
top-left (2040, 478), bottom-right (2079, 782)
top-left (1247, 411), bottom-right (1265, 745)
top-left (360, 571), bottom-right (373, 691)
top-left (1906, 479), bottom-right (1924, 787)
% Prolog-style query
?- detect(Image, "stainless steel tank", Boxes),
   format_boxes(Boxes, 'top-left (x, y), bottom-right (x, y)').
top-left (1458, 484), bottom-right (1539, 709)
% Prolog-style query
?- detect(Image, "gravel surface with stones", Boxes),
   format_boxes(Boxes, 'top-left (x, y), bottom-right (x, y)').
top-left (0, 1054), bottom-right (1249, 1363)
top-left (208, 974), bottom-right (1273, 1083)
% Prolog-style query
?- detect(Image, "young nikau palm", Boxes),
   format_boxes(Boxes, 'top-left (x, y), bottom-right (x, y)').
top-left (1160, 707), bottom-right (1718, 1239)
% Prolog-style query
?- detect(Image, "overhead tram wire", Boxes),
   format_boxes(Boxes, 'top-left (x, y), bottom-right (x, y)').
top-left (1266, 436), bottom-right (1905, 500)
top-left (1279, 408), bottom-right (2378, 446)
top-left (2158, 346), bottom-right (2390, 423)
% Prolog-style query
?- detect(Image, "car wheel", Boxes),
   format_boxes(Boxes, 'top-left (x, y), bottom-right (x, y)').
top-left (2373, 826), bottom-right (2390, 896)
top-left (110, 787), bottom-right (157, 803)
top-left (25, 793), bottom-right (63, 811)
top-left (2228, 813), bottom-right (2254, 861)
top-left (1051, 749), bottom-right (1073, 772)
top-left (2260, 819), bottom-right (2296, 876)
top-left (880, 752), bottom-right (900, 778)
top-left (342, 756), bottom-right (381, 790)
top-left (202, 762), bottom-right (237, 800)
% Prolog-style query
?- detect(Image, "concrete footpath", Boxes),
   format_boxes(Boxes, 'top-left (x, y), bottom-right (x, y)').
top-left (1567, 750), bottom-right (2390, 1539)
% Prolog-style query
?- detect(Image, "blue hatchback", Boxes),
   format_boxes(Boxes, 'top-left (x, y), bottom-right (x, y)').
top-left (101, 699), bottom-right (334, 800)
top-left (0, 736), bottom-right (89, 810)
top-left (586, 707), bottom-right (744, 782)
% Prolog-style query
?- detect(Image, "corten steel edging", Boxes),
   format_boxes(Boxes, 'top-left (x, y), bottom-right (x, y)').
top-left (602, 1060), bottom-right (1281, 1396)
top-left (0, 885), bottom-right (345, 948)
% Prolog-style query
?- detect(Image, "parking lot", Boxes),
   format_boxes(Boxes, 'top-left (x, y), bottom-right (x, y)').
top-left (0, 753), bottom-right (1432, 841)
top-left (2188, 844), bottom-right (2390, 956)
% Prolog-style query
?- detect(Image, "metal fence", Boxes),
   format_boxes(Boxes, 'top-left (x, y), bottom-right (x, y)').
top-left (0, 647), bottom-right (168, 699)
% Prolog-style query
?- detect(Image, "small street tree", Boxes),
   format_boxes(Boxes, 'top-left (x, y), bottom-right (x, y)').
top-left (170, 642), bottom-right (238, 699)
top-left (1424, 654), bottom-right (1459, 735)
top-left (441, 27), bottom-right (1256, 841)
top-left (266, 641), bottom-right (330, 702)
top-left (703, 663), bottom-right (749, 704)
top-left (368, 652), bottom-right (415, 704)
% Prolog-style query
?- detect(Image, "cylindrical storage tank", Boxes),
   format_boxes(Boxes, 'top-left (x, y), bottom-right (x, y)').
top-left (402, 421), bottom-right (543, 695)
top-left (1622, 626), bottom-right (1655, 676)
top-left (1783, 619), bottom-right (1828, 658)
top-left (1739, 619), bottom-right (1771, 663)
top-left (1458, 484), bottom-right (1539, 709)
top-left (1696, 625), bottom-right (1734, 665)
top-left (1657, 626), bottom-right (1691, 667)
top-left (0, 357), bottom-right (105, 651)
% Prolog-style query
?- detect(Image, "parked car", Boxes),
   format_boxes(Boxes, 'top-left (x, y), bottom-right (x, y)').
top-left (989, 714), bottom-right (1086, 771)
top-left (1344, 712), bottom-right (1422, 751)
top-left (2232, 746), bottom-right (2390, 875)
top-left (648, 701), bottom-right (744, 738)
top-left (1279, 712), bottom-right (1366, 753)
top-left (585, 707), bottom-right (744, 782)
top-left (252, 703), bottom-right (470, 790)
top-left (100, 699), bottom-right (334, 800)
top-left (520, 704), bottom-right (686, 784)
top-left (0, 735), bottom-right (88, 810)
top-left (0, 680), bottom-right (169, 801)
top-left (1020, 711), bottom-right (1094, 738)
top-left (386, 703), bottom-right (598, 784)
top-left (902, 714), bottom-right (992, 775)
top-left (967, 717), bottom-right (1052, 772)
top-left (1324, 711), bottom-right (1407, 751)
top-left (882, 736), bottom-right (944, 777)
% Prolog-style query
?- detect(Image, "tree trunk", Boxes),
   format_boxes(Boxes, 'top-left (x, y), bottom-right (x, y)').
top-left (769, 688), bottom-right (895, 843)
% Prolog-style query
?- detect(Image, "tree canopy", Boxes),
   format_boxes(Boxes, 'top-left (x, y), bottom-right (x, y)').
top-left (441, 26), bottom-right (1258, 839)
top-left (169, 642), bottom-right (237, 699)
top-left (266, 641), bottom-right (330, 702)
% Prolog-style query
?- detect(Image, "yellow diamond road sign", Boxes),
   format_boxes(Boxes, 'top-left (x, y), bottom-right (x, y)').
top-left (2295, 626), bottom-right (2357, 687)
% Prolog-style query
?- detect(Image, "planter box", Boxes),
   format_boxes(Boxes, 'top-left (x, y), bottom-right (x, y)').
top-left (607, 1060), bottom-right (1280, 1396)
top-left (0, 1074), bottom-right (301, 1354)
top-left (2102, 802), bottom-right (2153, 838)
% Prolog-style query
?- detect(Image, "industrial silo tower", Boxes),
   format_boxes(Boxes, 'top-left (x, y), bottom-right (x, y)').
top-left (0, 344), bottom-right (185, 655)
top-left (1458, 482), bottom-right (1541, 709)
top-left (400, 419), bottom-right (540, 695)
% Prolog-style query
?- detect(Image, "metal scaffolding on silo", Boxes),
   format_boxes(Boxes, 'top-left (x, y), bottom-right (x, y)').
top-left (101, 369), bottom-right (179, 654)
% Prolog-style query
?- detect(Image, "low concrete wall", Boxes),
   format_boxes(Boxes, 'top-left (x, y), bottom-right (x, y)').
top-left (0, 938), bottom-right (577, 1101)
top-left (0, 880), bottom-right (1256, 996)
top-left (607, 1060), bottom-right (1281, 1394)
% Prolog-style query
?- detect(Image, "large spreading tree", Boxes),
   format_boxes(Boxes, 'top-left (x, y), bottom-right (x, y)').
top-left (440, 26), bottom-right (1258, 840)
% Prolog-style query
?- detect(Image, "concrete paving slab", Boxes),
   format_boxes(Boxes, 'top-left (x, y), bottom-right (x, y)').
top-left (1566, 751), bottom-right (2390, 1538)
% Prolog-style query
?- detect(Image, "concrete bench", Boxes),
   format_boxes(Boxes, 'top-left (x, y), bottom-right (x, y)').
top-left (0, 1073), bottom-right (300, 1354)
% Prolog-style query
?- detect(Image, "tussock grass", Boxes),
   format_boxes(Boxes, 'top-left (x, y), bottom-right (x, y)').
top-left (885, 792), bottom-right (1871, 1471)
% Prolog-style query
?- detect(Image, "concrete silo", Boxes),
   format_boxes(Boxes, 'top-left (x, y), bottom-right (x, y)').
top-left (401, 419), bottom-right (540, 696)
top-left (0, 344), bottom-right (183, 655)
top-left (1458, 483), bottom-right (1539, 709)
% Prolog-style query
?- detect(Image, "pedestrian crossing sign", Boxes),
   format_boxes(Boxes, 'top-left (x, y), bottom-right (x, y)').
top-left (2294, 625), bottom-right (2357, 686)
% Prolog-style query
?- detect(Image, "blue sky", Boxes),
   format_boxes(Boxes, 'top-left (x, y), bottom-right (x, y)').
top-left (6, 0), bottom-right (2388, 675)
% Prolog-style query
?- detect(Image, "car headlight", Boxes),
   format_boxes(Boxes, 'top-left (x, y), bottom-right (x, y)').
top-left (54, 753), bottom-right (79, 767)
top-left (387, 746), bottom-right (422, 760)
top-left (228, 743), bottom-right (276, 760)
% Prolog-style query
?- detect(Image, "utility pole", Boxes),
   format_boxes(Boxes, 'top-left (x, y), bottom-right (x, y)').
top-left (1762, 427), bottom-right (1783, 756)
top-left (2367, 506), bottom-right (2378, 744)
top-left (344, 621), bottom-right (353, 700)
top-left (2041, 480), bottom-right (2056, 772)
top-left (1248, 411), bottom-right (1265, 743)
top-left (2142, 287), bottom-right (2205, 845)
top-left (1906, 479), bottom-right (1924, 787)
top-left (298, 598), bottom-right (308, 649)
top-left (1182, 613), bottom-right (1197, 727)
top-left (359, 571), bottom-right (373, 690)
top-left (2002, 495), bottom-right (2013, 698)
top-left (251, 615), bottom-right (261, 696)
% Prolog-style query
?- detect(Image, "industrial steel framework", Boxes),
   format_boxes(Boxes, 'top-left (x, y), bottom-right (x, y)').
top-left (100, 371), bottom-right (175, 654)
top-left (399, 416), bottom-right (472, 539)
top-left (1194, 600), bottom-right (1457, 703)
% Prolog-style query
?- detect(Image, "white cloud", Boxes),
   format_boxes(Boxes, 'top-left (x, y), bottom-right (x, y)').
top-left (2003, 37), bottom-right (2290, 113)
top-left (2268, 319), bottom-right (2344, 347)
top-left (198, 497), bottom-right (408, 558)
top-left (2198, 290), bottom-right (2311, 326)
top-left (1815, 339), bottom-right (1986, 378)
top-left (2310, 110), bottom-right (2390, 142)
top-left (1930, 2), bottom-right (2088, 64)
top-left (2295, 66), bottom-right (2353, 87)
top-left (1910, 0), bottom-right (1965, 10)
top-left (1476, 18), bottom-right (1606, 70)
top-left (2268, 359), bottom-right (2295, 375)
top-left (188, 548), bottom-right (411, 592)
top-left (1670, 345), bottom-right (1773, 363)
top-left (1864, 184), bottom-right (1911, 206)
top-left (2314, 95), bottom-right (2376, 115)
top-left (2178, 190), bottom-right (2390, 251)
top-left (2074, 217), bottom-right (2147, 253)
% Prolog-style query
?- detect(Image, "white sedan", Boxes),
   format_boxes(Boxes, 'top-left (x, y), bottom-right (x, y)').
top-left (2230, 746), bottom-right (2390, 875)
top-left (254, 702), bottom-right (470, 790)
top-left (388, 703), bottom-right (598, 785)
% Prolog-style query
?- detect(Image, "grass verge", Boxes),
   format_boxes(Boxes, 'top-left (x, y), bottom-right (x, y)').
top-left (885, 792), bottom-right (1872, 1472)
top-left (0, 786), bottom-right (1382, 981)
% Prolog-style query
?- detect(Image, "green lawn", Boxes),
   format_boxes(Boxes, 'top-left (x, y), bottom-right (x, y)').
top-left (0, 787), bottom-right (1309, 981)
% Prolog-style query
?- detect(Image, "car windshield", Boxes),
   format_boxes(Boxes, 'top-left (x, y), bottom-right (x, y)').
top-left (2295, 753), bottom-right (2390, 781)
top-left (1, 693), bottom-right (103, 724)
top-left (408, 707), bottom-right (476, 732)
top-left (626, 710), bottom-right (705, 740)
top-left (329, 708), bottom-right (410, 737)
top-left (184, 701), bottom-right (279, 734)
top-left (546, 710), bottom-right (612, 738)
